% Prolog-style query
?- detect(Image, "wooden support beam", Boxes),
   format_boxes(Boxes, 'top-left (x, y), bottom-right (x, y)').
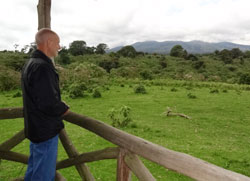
top-left (59, 129), bottom-right (95, 181)
top-left (56, 147), bottom-right (118, 170)
top-left (0, 129), bottom-right (25, 151)
top-left (116, 148), bottom-right (131, 181)
top-left (0, 107), bottom-right (23, 120)
top-left (0, 150), bottom-right (28, 164)
top-left (37, 0), bottom-right (51, 30)
top-left (125, 152), bottom-right (155, 181)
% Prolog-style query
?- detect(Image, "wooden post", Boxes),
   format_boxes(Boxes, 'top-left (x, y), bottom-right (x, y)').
top-left (125, 153), bottom-right (156, 181)
top-left (117, 148), bottom-right (131, 181)
top-left (37, 0), bottom-right (51, 30)
top-left (0, 129), bottom-right (25, 151)
top-left (59, 129), bottom-right (95, 181)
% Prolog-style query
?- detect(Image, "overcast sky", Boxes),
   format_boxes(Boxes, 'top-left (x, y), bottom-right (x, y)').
top-left (1, 0), bottom-right (250, 50)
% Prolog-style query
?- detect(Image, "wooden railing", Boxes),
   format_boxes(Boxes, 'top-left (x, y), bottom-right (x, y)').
top-left (0, 107), bottom-right (250, 181)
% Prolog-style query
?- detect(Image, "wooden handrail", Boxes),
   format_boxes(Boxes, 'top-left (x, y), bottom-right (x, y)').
top-left (1, 107), bottom-right (250, 181)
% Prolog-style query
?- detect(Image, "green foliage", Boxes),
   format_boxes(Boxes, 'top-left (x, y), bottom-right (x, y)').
top-left (134, 84), bottom-right (147, 94)
top-left (99, 59), bottom-right (119, 73)
top-left (239, 73), bottom-right (250, 85)
top-left (109, 105), bottom-right (132, 128)
top-left (231, 48), bottom-right (243, 59)
top-left (210, 89), bottom-right (219, 93)
top-left (187, 93), bottom-right (197, 99)
top-left (12, 91), bottom-right (22, 98)
top-left (171, 87), bottom-right (178, 92)
top-left (69, 40), bottom-right (87, 56)
top-left (0, 66), bottom-right (20, 91)
top-left (140, 70), bottom-right (153, 80)
top-left (159, 59), bottom-right (167, 68)
top-left (243, 50), bottom-right (250, 58)
top-left (117, 45), bottom-right (137, 58)
top-left (96, 43), bottom-right (108, 54)
top-left (92, 89), bottom-right (102, 98)
top-left (68, 83), bottom-right (87, 99)
top-left (186, 54), bottom-right (198, 61)
top-left (170, 45), bottom-right (188, 58)
top-left (192, 60), bottom-right (205, 69)
top-left (219, 49), bottom-right (233, 64)
top-left (57, 47), bottom-right (70, 65)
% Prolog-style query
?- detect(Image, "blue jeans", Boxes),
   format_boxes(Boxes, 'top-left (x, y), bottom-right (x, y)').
top-left (24, 135), bottom-right (59, 181)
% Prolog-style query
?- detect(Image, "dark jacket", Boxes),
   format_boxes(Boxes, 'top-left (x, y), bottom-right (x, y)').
top-left (21, 50), bottom-right (68, 143)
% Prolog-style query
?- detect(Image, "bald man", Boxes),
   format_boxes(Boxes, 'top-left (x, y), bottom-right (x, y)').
top-left (21, 28), bottom-right (69, 180)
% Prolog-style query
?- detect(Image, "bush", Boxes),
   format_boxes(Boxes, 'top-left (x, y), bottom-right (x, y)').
top-left (109, 106), bottom-right (133, 128)
top-left (210, 89), bottom-right (219, 94)
top-left (13, 91), bottom-right (22, 98)
top-left (239, 73), bottom-right (250, 85)
top-left (192, 60), bottom-right (205, 69)
top-left (170, 88), bottom-right (178, 92)
top-left (134, 84), bottom-right (147, 94)
top-left (0, 66), bottom-right (20, 91)
top-left (117, 46), bottom-right (137, 58)
top-left (68, 83), bottom-right (87, 98)
top-left (92, 89), bottom-right (102, 98)
top-left (140, 70), bottom-right (153, 80)
top-left (99, 59), bottom-right (119, 73)
top-left (187, 93), bottom-right (197, 99)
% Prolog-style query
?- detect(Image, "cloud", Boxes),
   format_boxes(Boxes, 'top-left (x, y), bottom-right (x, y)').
top-left (1, 0), bottom-right (250, 50)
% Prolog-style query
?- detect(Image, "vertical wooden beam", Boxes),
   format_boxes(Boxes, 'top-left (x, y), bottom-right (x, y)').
top-left (37, 0), bottom-right (51, 30)
top-left (59, 129), bottom-right (95, 181)
top-left (116, 148), bottom-right (131, 181)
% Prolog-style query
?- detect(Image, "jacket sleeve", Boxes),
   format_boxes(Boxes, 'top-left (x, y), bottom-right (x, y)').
top-left (31, 65), bottom-right (69, 117)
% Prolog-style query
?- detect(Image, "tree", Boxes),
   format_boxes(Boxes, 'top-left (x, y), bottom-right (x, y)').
top-left (170, 45), bottom-right (187, 58)
top-left (231, 48), bottom-right (242, 59)
top-left (244, 50), bottom-right (250, 58)
top-left (58, 47), bottom-right (70, 64)
top-left (219, 49), bottom-right (232, 64)
top-left (96, 43), bottom-right (108, 54)
top-left (117, 46), bottom-right (137, 58)
top-left (69, 40), bottom-right (87, 56)
top-left (99, 59), bottom-right (120, 73)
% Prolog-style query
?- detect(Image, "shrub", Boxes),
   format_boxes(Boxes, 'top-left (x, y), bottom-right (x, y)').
top-left (0, 66), bottom-right (20, 91)
top-left (140, 70), bottom-right (153, 80)
top-left (92, 89), bottom-right (102, 98)
top-left (170, 88), bottom-right (178, 92)
top-left (187, 93), bottom-right (197, 99)
top-left (210, 89), bottom-right (219, 93)
top-left (239, 73), bottom-right (250, 85)
top-left (13, 91), bottom-right (22, 98)
top-left (134, 84), bottom-right (147, 94)
top-left (109, 106), bottom-right (133, 128)
top-left (99, 59), bottom-right (119, 73)
top-left (117, 46), bottom-right (137, 58)
top-left (186, 54), bottom-right (198, 61)
top-left (68, 83), bottom-right (87, 98)
top-left (192, 60), bottom-right (205, 69)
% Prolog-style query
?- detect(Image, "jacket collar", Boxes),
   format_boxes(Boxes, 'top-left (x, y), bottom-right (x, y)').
top-left (31, 49), bottom-right (56, 70)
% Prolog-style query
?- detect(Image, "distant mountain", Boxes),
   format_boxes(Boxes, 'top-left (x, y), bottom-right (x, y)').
top-left (109, 40), bottom-right (250, 54)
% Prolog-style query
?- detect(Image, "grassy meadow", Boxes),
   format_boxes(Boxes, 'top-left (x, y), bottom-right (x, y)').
top-left (0, 80), bottom-right (250, 180)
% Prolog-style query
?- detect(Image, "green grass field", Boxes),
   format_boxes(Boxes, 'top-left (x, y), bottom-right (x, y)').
top-left (0, 81), bottom-right (250, 180)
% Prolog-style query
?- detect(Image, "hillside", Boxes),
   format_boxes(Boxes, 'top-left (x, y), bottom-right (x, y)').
top-left (109, 40), bottom-right (250, 54)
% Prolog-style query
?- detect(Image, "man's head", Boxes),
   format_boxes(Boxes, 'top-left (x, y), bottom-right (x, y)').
top-left (35, 28), bottom-right (60, 58)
